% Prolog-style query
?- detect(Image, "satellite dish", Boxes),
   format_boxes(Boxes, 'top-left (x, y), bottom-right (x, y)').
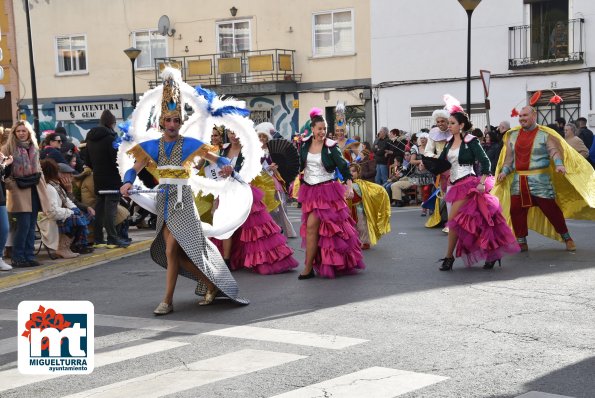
top-left (157, 15), bottom-right (176, 37)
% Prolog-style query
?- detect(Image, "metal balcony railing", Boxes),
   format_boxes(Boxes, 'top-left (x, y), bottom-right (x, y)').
top-left (508, 18), bottom-right (584, 69)
top-left (150, 48), bottom-right (301, 88)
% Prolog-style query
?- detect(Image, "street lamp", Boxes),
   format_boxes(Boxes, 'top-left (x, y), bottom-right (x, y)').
top-left (123, 47), bottom-right (141, 109)
top-left (24, 0), bottom-right (40, 140)
top-left (458, 0), bottom-right (481, 116)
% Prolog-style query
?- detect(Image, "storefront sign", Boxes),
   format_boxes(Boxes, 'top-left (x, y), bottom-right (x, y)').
top-left (55, 101), bottom-right (123, 121)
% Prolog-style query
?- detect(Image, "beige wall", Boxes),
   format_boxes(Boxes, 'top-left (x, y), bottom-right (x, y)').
top-left (1, 0), bottom-right (19, 125)
top-left (13, 0), bottom-right (370, 100)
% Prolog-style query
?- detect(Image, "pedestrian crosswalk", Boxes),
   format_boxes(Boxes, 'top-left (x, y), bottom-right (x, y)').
top-left (0, 309), bottom-right (449, 397)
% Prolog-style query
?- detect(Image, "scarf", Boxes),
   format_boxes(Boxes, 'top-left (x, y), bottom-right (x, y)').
top-left (48, 180), bottom-right (69, 209)
top-left (12, 141), bottom-right (39, 178)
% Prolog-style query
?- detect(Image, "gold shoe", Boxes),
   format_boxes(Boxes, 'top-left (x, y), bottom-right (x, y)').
top-left (153, 302), bottom-right (173, 315)
top-left (565, 238), bottom-right (576, 252)
top-left (198, 288), bottom-right (218, 306)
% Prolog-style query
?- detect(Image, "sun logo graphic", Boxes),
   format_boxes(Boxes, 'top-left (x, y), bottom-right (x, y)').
top-left (18, 301), bottom-right (94, 374)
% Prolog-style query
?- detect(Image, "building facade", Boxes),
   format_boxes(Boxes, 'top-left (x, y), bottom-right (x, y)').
top-left (13, 0), bottom-right (372, 142)
top-left (1, 0), bottom-right (19, 128)
top-left (371, 0), bottom-right (594, 134)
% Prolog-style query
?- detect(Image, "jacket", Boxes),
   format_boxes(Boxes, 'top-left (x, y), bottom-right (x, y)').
top-left (2, 160), bottom-right (50, 213)
top-left (38, 183), bottom-right (75, 250)
top-left (299, 137), bottom-right (352, 181)
top-left (439, 134), bottom-right (491, 175)
top-left (85, 125), bottom-right (122, 192)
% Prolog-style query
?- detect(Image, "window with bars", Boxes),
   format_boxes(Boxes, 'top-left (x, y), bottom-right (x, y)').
top-left (312, 9), bottom-right (354, 57)
top-left (56, 35), bottom-right (87, 74)
top-left (133, 30), bottom-right (167, 69)
top-left (530, 88), bottom-right (581, 125)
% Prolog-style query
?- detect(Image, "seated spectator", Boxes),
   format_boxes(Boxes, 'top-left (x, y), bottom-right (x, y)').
top-left (564, 123), bottom-right (590, 159)
top-left (39, 159), bottom-right (90, 258)
top-left (389, 151), bottom-right (416, 207)
top-left (40, 133), bottom-right (67, 164)
top-left (356, 149), bottom-right (376, 182)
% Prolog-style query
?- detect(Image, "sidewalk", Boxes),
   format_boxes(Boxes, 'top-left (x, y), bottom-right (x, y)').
top-left (0, 228), bottom-right (156, 291)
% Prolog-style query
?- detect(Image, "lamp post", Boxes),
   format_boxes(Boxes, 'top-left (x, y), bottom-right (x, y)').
top-left (24, 0), bottom-right (40, 140)
top-left (458, 0), bottom-right (481, 116)
top-left (123, 47), bottom-right (141, 109)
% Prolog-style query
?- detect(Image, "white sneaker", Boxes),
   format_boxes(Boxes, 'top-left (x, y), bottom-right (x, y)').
top-left (442, 227), bottom-right (449, 234)
top-left (0, 258), bottom-right (12, 271)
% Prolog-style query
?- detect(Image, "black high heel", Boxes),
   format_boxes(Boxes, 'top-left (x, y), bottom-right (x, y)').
top-left (298, 269), bottom-right (315, 280)
top-left (483, 259), bottom-right (501, 269)
top-left (438, 257), bottom-right (455, 271)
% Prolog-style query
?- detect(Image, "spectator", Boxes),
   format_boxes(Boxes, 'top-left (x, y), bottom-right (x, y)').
top-left (2, 121), bottom-right (50, 267)
top-left (482, 130), bottom-right (503, 175)
top-left (0, 148), bottom-right (14, 270)
top-left (564, 123), bottom-right (589, 159)
top-left (576, 117), bottom-right (594, 151)
top-left (386, 128), bottom-right (405, 166)
top-left (554, 117), bottom-right (566, 137)
top-left (497, 121), bottom-right (510, 135)
top-left (40, 133), bottom-right (67, 164)
top-left (373, 127), bottom-right (390, 184)
top-left (85, 110), bottom-right (130, 248)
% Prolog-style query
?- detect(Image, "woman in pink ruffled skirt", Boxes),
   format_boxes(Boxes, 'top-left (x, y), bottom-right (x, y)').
top-left (438, 110), bottom-right (519, 271)
top-left (297, 112), bottom-right (365, 279)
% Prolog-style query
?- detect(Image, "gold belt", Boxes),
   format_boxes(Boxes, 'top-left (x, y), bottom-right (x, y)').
top-left (516, 167), bottom-right (549, 176)
top-left (159, 169), bottom-right (190, 179)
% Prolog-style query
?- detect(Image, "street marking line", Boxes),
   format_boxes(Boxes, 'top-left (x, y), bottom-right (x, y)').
top-left (0, 340), bottom-right (188, 392)
top-left (515, 392), bottom-right (575, 398)
top-left (204, 325), bottom-right (368, 349)
top-left (0, 336), bottom-right (17, 356)
top-left (62, 349), bottom-right (306, 398)
top-left (270, 366), bottom-right (448, 398)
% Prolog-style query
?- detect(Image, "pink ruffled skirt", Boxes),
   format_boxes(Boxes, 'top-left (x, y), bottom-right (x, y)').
top-left (445, 176), bottom-right (520, 266)
top-left (298, 180), bottom-right (365, 278)
top-left (230, 186), bottom-right (298, 274)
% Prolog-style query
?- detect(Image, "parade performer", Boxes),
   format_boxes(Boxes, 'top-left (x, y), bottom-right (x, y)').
top-left (256, 123), bottom-right (297, 238)
top-left (493, 105), bottom-right (595, 252)
top-left (333, 102), bottom-right (360, 163)
top-left (118, 67), bottom-right (258, 314)
top-left (436, 100), bottom-right (519, 271)
top-left (216, 130), bottom-right (298, 274)
top-left (348, 163), bottom-right (391, 250)
top-left (297, 112), bottom-right (365, 279)
top-left (424, 107), bottom-right (452, 230)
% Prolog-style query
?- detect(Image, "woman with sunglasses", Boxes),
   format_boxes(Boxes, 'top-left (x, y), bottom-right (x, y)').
top-left (40, 132), bottom-right (67, 165)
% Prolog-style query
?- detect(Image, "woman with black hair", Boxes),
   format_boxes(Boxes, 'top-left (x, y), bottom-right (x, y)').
top-left (438, 111), bottom-right (518, 271)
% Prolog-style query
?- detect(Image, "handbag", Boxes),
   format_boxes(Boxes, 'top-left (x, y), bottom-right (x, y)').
top-left (14, 172), bottom-right (42, 189)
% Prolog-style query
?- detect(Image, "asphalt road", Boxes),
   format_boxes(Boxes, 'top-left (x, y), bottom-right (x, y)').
top-left (0, 206), bottom-right (593, 398)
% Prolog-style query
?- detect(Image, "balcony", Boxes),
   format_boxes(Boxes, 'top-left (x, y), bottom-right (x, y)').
top-left (508, 18), bottom-right (584, 70)
top-left (149, 48), bottom-right (301, 96)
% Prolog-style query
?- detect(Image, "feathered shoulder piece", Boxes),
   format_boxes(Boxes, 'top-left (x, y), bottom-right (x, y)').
top-left (325, 138), bottom-right (338, 147)
top-left (464, 134), bottom-right (477, 143)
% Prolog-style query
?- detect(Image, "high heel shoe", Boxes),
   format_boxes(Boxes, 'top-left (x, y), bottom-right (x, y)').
top-left (483, 259), bottom-right (501, 269)
top-left (198, 287), bottom-right (219, 305)
top-left (438, 257), bottom-right (455, 271)
top-left (298, 269), bottom-right (315, 280)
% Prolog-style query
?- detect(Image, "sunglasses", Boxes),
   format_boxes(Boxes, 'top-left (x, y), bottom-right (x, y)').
top-left (164, 117), bottom-right (181, 123)
top-left (53, 139), bottom-right (62, 142)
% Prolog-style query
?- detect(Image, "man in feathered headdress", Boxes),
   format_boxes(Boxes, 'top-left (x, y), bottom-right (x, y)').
top-left (120, 68), bottom-right (249, 314)
top-left (493, 105), bottom-right (595, 252)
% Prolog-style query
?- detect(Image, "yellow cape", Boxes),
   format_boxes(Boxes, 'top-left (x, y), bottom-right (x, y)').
top-left (425, 196), bottom-right (443, 228)
top-left (352, 178), bottom-right (392, 246)
top-left (251, 171), bottom-right (281, 213)
top-left (491, 125), bottom-right (595, 242)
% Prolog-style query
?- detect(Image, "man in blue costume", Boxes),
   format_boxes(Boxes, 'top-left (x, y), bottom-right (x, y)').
top-left (121, 70), bottom-right (248, 315)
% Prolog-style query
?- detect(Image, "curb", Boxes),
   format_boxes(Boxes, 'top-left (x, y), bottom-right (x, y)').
top-left (0, 239), bottom-right (153, 291)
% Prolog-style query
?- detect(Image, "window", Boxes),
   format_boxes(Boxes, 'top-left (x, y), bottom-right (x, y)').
top-left (528, 0), bottom-right (569, 59)
top-left (133, 30), bottom-right (167, 69)
top-left (216, 20), bottom-right (251, 54)
top-left (312, 9), bottom-right (354, 57)
top-left (56, 35), bottom-right (87, 74)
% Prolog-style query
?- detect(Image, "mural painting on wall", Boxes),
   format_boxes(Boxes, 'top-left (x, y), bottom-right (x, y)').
top-left (248, 93), bottom-right (299, 140)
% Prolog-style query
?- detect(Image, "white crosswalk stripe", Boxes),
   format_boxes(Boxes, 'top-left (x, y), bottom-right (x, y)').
top-left (515, 392), bottom-right (575, 398)
top-left (0, 340), bottom-right (188, 392)
top-left (204, 325), bottom-right (368, 349)
top-left (62, 349), bottom-right (306, 398)
top-left (269, 367), bottom-right (449, 398)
